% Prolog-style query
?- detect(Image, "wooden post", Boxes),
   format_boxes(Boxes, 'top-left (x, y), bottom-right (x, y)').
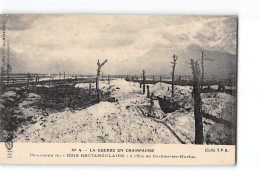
top-left (160, 76), bottom-right (162, 82)
top-left (27, 73), bottom-right (30, 88)
top-left (108, 74), bottom-right (110, 84)
top-left (153, 76), bottom-right (154, 82)
top-left (179, 75), bottom-right (181, 85)
top-left (150, 93), bottom-right (154, 107)
top-left (49, 75), bottom-right (53, 87)
top-left (97, 91), bottom-right (101, 102)
top-left (191, 59), bottom-right (204, 144)
top-left (207, 85), bottom-right (210, 91)
top-left (171, 54), bottom-right (178, 96)
top-left (89, 83), bottom-right (91, 95)
top-left (96, 59), bottom-right (108, 91)
top-left (142, 70), bottom-right (146, 94)
top-left (63, 71), bottom-right (66, 84)
top-left (147, 85), bottom-right (150, 98)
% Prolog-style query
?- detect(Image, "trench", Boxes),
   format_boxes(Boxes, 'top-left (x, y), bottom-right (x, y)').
top-left (157, 97), bottom-right (182, 113)
top-left (0, 89), bottom-right (28, 142)
top-left (31, 84), bottom-right (115, 112)
top-left (138, 107), bottom-right (185, 144)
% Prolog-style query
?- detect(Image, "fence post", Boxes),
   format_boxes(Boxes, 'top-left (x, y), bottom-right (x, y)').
top-left (89, 83), bottom-right (91, 95)
top-left (27, 73), bottom-right (30, 89)
top-left (147, 85), bottom-right (150, 98)
top-left (142, 70), bottom-right (146, 94)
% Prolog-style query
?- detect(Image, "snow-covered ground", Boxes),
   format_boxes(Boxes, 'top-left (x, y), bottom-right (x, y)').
top-left (5, 79), bottom-right (236, 144)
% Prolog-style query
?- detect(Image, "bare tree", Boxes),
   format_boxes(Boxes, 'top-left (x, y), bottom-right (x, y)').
top-left (171, 54), bottom-right (178, 96)
top-left (96, 59), bottom-right (108, 91)
top-left (191, 59), bottom-right (203, 144)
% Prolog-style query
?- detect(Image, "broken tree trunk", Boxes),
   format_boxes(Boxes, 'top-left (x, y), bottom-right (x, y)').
top-left (96, 59), bottom-right (108, 92)
top-left (191, 59), bottom-right (204, 144)
top-left (200, 51), bottom-right (205, 90)
top-left (148, 93), bottom-right (155, 117)
top-left (89, 83), bottom-right (92, 95)
top-left (150, 93), bottom-right (154, 107)
top-left (142, 70), bottom-right (146, 94)
top-left (200, 51), bottom-right (213, 89)
top-left (147, 85), bottom-right (150, 98)
top-left (27, 73), bottom-right (30, 89)
top-left (171, 54), bottom-right (178, 96)
top-left (6, 41), bottom-right (11, 86)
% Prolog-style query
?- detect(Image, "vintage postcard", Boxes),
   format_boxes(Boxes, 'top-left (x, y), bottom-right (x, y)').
top-left (0, 14), bottom-right (237, 165)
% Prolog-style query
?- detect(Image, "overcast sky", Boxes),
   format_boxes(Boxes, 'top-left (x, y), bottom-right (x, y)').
top-left (0, 15), bottom-right (237, 75)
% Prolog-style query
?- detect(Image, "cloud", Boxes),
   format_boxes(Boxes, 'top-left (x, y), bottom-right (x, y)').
top-left (87, 39), bottom-right (135, 49)
top-left (1, 15), bottom-right (237, 75)
top-left (194, 16), bottom-right (237, 54)
top-left (0, 47), bottom-right (29, 73)
top-left (0, 14), bottom-right (39, 31)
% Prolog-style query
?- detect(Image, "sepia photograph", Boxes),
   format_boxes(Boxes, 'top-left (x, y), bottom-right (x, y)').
top-left (0, 15), bottom-right (237, 147)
